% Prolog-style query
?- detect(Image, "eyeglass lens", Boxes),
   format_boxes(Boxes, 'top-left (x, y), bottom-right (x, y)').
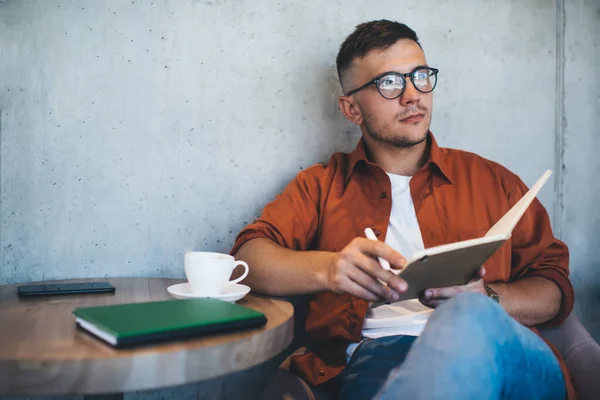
top-left (377, 68), bottom-right (437, 99)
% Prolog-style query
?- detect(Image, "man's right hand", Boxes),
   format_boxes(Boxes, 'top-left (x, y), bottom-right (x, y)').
top-left (326, 238), bottom-right (409, 302)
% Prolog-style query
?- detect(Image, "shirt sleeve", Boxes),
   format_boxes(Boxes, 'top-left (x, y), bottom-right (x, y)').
top-left (230, 166), bottom-right (323, 255)
top-left (507, 174), bottom-right (574, 327)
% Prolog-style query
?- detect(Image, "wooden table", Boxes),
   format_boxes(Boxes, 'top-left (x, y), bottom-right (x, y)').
top-left (0, 278), bottom-right (294, 398)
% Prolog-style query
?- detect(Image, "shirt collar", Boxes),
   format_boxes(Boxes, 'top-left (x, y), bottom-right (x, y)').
top-left (344, 131), bottom-right (453, 185)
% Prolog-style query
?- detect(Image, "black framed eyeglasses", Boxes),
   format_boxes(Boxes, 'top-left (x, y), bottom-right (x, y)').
top-left (346, 66), bottom-right (439, 100)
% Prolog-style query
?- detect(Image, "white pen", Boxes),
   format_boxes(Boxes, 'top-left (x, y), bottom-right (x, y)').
top-left (364, 227), bottom-right (392, 271)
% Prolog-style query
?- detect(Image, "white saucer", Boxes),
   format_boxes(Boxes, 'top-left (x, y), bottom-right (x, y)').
top-left (167, 283), bottom-right (251, 302)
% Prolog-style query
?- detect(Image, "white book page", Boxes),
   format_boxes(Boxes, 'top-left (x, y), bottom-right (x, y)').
top-left (364, 300), bottom-right (432, 328)
top-left (363, 300), bottom-right (433, 337)
top-left (76, 318), bottom-right (117, 345)
top-left (485, 169), bottom-right (552, 237)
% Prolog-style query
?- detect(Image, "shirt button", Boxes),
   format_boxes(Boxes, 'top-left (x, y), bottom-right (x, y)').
top-left (380, 192), bottom-right (387, 199)
top-left (373, 228), bottom-right (381, 237)
top-left (318, 369), bottom-right (326, 376)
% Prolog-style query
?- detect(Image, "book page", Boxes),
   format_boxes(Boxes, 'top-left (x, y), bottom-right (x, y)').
top-left (485, 169), bottom-right (552, 238)
top-left (363, 299), bottom-right (433, 337)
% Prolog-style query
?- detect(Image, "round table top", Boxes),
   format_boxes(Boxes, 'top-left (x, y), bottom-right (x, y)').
top-left (0, 278), bottom-right (294, 396)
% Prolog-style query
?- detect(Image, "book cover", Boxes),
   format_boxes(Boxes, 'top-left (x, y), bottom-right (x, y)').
top-left (388, 170), bottom-right (553, 301)
top-left (73, 298), bottom-right (267, 347)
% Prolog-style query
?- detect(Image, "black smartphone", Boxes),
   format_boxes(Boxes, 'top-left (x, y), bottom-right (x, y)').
top-left (17, 282), bottom-right (116, 297)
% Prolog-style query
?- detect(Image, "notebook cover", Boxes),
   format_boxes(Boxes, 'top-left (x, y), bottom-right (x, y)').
top-left (73, 298), bottom-right (267, 347)
top-left (397, 238), bottom-right (506, 301)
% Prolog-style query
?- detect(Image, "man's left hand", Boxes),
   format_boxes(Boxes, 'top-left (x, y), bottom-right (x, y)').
top-left (419, 266), bottom-right (487, 308)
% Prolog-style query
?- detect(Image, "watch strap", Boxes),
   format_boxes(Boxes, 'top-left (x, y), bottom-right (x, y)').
top-left (485, 284), bottom-right (500, 303)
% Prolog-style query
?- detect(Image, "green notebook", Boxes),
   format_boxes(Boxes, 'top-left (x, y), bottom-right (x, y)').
top-left (73, 298), bottom-right (267, 348)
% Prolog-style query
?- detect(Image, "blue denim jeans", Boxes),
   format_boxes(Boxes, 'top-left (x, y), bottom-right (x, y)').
top-left (338, 292), bottom-right (565, 400)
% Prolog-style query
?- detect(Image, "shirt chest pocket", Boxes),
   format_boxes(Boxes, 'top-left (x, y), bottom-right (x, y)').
top-left (457, 229), bottom-right (511, 282)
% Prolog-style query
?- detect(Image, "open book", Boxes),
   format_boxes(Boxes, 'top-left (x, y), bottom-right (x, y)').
top-left (363, 299), bottom-right (434, 337)
top-left (385, 169), bottom-right (553, 302)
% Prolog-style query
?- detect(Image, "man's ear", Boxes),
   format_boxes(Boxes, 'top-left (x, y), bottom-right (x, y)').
top-left (339, 96), bottom-right (363, 125)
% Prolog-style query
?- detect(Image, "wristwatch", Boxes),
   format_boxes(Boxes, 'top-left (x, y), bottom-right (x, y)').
top-left (485, 284), bottom-right (500, 303)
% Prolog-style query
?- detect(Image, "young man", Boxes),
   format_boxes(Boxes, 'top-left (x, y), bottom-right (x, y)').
top-left (231, 20), bottom-right (574, 399)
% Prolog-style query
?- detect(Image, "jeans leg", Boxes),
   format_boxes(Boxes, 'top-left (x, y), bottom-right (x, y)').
top-left (376, 292), bottom-right (565, 400)
top-left (338, 335), bottom-right (417, 400)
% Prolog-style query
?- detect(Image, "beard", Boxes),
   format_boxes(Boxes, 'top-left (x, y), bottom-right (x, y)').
top-left (363, 109), bottom-right (429, 148)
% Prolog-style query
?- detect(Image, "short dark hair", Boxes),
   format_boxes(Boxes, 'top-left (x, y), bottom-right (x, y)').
top-left (336, 20), bottom-right (421, 92)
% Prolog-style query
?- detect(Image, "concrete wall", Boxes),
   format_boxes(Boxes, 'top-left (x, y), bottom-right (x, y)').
top-left (0, 0), bottom-right (597, 355)
top-left (562, 0), bottom-right (600, 344)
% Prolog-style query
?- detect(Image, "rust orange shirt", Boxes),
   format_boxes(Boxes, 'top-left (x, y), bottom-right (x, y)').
top-left (231, 133), bottom-right (575, 397)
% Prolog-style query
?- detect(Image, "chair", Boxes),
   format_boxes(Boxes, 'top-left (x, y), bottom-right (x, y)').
top-left (261, 296), bottom-right (600, 400)
top-left (539, 313), bottom-right (600, 400)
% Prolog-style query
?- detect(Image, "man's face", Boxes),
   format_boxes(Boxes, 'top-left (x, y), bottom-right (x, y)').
top-left (344, 39), bottom-right (433, 148)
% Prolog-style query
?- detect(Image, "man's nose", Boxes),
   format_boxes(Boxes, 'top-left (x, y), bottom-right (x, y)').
top-left (400, 78), bottom-right (420, 106)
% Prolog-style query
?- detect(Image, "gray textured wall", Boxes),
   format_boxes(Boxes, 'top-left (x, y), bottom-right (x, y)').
top-left (0, 0), bottom-right (598, 360)
top-left (562, 0), bottom-right (600, 344)
top-left (1, 0), bottom-right (598, 399)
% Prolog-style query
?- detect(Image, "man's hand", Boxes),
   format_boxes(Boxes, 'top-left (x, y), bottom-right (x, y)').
top-left (327, 238), bottom-right (409, 302)
top-left (419, 266), bottom-right (487, 308)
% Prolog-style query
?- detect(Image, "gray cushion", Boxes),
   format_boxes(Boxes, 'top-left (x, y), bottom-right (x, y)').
top-left (540, 313), bottom-right (600, 400)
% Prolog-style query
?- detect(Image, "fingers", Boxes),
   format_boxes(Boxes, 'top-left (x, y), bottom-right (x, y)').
top-left (419, 296), bottom-right (445, 309)
top-left (331, 237), bottom-right (412, 301)
top-left (424, 285), bottom-right (462, 299)
top-left (424, 277), bottom-right (485, 299)
top-left (342, 238), bottom-right (408, 292)
top-left (420, 265), bottom-right (488, 307)
top-left (345, 266), bottom-right (400, 302)
top-left (359, 238), bottom-right (408, 270)
top-left (336, 251), bottom-right (401, 302)
top-left (344, 250), bottom-right (408, 294)
top-left (338, 275), bottom-right (381, 302)
top-left (468, 265), bottom-right (486, 282)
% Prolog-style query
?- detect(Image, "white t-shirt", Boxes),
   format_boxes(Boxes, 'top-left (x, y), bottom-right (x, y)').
top-left (346, 173), bottom-right (429, 361)
top-left (382, 173), bottom-right (425, 259)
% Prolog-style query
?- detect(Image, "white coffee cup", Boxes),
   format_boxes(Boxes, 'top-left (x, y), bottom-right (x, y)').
top-left (184, 252), bottom-right (249, 296)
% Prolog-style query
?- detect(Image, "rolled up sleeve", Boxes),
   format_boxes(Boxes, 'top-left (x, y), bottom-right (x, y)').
top-left (230, 166), bottom-right (323, 256)
top-left (508, 175), bottom-right (574, 327)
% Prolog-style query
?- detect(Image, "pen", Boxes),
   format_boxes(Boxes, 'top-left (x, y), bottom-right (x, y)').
top-left (365, 227), bottom-right (403, 308)
top-left (364, 227), bottom-right (391, 271)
